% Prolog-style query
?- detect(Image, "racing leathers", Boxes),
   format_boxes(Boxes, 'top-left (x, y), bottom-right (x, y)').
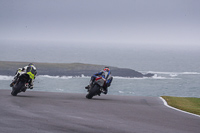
top-left (86, 69), bottom-right (113, 94)
top-left (10, 64), bottom-right (37, 89)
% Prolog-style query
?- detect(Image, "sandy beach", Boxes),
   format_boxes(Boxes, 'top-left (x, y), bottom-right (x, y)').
top-left (0, 89), bottom-right (199, 133)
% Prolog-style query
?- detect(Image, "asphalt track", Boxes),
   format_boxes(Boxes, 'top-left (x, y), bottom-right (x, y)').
top-left (0, 90), bottom-right (199, 133)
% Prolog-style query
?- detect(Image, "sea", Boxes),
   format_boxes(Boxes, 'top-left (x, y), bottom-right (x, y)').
top-left (0, 43), bottom-right (200, 98)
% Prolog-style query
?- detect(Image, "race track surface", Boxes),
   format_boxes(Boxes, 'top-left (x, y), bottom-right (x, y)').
top-left (0, 90), bottom-right (199, 133)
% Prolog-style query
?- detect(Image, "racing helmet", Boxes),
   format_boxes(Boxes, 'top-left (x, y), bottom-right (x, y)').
top-left (104, 67), bottom-right (110, 72)
top-left (18, 68), bottom-right (22, 71)
top-left (28, 63), bottom-right (34, 66)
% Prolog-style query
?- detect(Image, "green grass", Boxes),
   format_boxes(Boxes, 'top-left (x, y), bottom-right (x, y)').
top-left (161, 96), bottom-right (200, 115)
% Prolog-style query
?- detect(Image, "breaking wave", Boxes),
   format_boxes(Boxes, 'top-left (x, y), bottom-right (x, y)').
top-left (0, 75), bottom-right (13, 80)
top-left (113, 75), bottom-right (179, 80)
top-left (0, 74), bottom-right (180, 81)
top-left (0, 74), bottom-right (89, 81)
top-left (142, 71), bottom-right (200, 78)
top-left (146, 71), bottom-right (200, 75)
top-left (38, 74), bottom-right (89, 79)
top-left (2, 71), bottom-right (199, 81)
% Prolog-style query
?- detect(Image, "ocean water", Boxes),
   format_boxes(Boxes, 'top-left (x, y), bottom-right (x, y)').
top-left (0, 43), bottom-right (200, 97)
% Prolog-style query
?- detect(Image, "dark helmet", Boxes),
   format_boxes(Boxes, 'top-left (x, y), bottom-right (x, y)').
top-left (28, 63), bottom-right (34, 66)
top-left (104, 67), bottom-right (110, 72)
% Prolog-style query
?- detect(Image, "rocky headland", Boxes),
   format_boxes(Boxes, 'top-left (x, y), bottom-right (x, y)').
top-left (0, 61), bottom-right (154, 78)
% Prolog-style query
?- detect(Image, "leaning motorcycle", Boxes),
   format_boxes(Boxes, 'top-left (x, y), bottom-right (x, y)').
top-left (11, 73), bottom-right (31, 96)
top-left (86, 76), bottom-right (108, 99)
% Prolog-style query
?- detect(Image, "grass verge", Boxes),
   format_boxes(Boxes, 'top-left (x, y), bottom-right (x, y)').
top-left (161, 96), bottom-right (200, 115)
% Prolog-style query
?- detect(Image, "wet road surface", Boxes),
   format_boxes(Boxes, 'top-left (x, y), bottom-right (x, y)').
top-left (0, 90), bottom-right (199, 133)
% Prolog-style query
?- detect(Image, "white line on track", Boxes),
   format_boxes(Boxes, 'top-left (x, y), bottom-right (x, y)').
top-left (159, 97), bottom-right (200, 118)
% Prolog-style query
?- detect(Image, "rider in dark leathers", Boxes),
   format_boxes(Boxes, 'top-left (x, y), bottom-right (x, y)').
top-left (10, 63), bottom-right (37, 89)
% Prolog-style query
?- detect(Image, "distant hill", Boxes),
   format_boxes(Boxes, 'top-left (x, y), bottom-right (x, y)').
top-left (0, 61), bottom-right (154, 77)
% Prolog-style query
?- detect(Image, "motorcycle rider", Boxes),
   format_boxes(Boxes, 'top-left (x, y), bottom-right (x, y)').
top-left (85, 67), bottom-right (113, 94)
top-left (10, 63), bottom-right (37, 89)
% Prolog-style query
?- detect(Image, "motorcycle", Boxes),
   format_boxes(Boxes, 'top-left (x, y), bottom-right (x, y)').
top-left (86, 76), bottom-right (108, 99)
top-left (11, 73), bottom-right (31, 96)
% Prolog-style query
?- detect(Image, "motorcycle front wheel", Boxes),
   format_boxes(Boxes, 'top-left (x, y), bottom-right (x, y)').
top-left (11, 82), bottom-right (24, 96)
top-left (86, 84), bottom-right (100, 99)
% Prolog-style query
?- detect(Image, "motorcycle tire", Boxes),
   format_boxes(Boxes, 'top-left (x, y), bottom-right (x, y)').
top-left (11, 82), bottom-right (24, 96)
top-left (86, 84), bottom-right (100, 99)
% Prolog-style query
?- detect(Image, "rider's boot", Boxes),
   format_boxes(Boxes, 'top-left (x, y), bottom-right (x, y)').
top-left (29, 80), bottom-right (34, 89)
top-left (85, 84), bottom-right (93, 92)
top-left (85, 82), bottom-right (92, 90)
top-left (10, 78), bottom-right (17, 87)
top-left (85, 85), bottom-right (90, 89)
top-left (10, 82), bottom-right (14, 87)
top-left (102, 88), bottom-right (108, 94)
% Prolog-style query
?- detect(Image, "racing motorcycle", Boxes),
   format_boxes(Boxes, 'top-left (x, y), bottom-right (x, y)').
top-left (86, 76), bottom-right (108, 99)
top-left (11, 73), bottom-right (31, 96)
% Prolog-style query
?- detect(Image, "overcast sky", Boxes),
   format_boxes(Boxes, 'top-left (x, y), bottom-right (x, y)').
top-left (0, 0), bottom-right (200, 50)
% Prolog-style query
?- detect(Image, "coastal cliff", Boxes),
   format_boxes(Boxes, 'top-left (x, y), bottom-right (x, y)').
top-left (0, 61), bottom-right (153, 77)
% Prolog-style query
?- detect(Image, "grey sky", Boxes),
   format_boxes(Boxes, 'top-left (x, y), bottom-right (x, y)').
top-left (0, 0), bottom-right (200, 50)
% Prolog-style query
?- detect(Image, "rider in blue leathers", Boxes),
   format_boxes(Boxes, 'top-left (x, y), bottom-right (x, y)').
top-left (85, 67), bottom-right (113, 94)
